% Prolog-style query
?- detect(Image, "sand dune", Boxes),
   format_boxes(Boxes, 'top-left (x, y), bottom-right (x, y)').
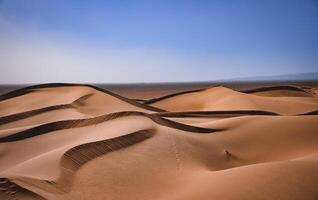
top-left (0, 84), bottom-right (164, 131)
top-left (0, 83), bottom-right (318, 200)
top-left (146, 86), bottom-right (318, 115)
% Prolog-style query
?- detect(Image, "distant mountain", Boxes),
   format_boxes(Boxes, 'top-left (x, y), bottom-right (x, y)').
top-left (230, 72), bottom-right (318, 81)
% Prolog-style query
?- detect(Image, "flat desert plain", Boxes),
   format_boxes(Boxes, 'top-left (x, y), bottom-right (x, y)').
top-left (0, 83), bottom-right (318, 200)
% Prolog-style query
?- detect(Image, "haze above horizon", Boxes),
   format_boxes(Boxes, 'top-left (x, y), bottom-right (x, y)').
top-left (0, 0), bottom-right (317, 84)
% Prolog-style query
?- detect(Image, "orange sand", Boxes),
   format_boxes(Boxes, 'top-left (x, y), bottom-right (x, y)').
top-left (0, 83), bottom-right (318, 200)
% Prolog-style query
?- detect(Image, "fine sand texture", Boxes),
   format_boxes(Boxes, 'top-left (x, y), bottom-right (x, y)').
top-left (0, 83), bottom-right (318, 200)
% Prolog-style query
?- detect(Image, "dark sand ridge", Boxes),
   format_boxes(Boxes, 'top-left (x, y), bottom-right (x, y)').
top-left (0, 89), bottom-right (161, 128)
top-left (0, 83), bottom-right (165, 115)
top-left (1, 83), bottom-right (318, 200)
top-left (145, 86), bottom-right (318, 115)
top-left (1, 121), bottom-right (318, 200)
top-left (3, 83), bottom-right (313, 110)
top-left (156, 110), bottom-right (279, 117)
top-left (2, 84), bottom-right (308, 131)
top-left (2, 81), bottom-right (318, 100)
top-left (0, 111), bottom-right (220, 143)
top-left (0, 83), bottom-right (169, 132)
top-left (0, 104), bottom-right (73, 126)
top-left (1, 85), bottom-right (318, 139)
top-left (1, 84), bottom-right (316, 128)
top-left (0, 113), bottom-right (221, 198)
top-left (299, 110), bottom-right (318, 115)
top-left (2, 105), bottom-right (318, 143)
top-left (2, 112), bottom-right (316, 171)
top-left (0, 93), bottom-right (99, 128)
top-left (1, 130), bottom-right (155, 199)
top-left (157, 109), bottom-right (318, 118)
top-left (240, 85), bottom-right (314, 94)
top-left (0, 109), bottom-right (279, 128)
top-left (144, 85), bottom-right (316, 104)
top-left (2, 91), bottom-right (318, 128)
top-left (3, 103), bottom-right (318, 130)
top-left (4, 114), bottom-right (318, 200)
top-left (0, 83), bottom-right (315, 110)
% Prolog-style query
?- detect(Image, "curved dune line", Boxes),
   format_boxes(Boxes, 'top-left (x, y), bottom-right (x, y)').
top-left (0, 106), bottom-right (280, 127)
top-left (143, 85), bottom-right (316, 104)
top-left (0, 83), bottom-right (89, 101)
top-left (8, 130), bottom-right (155, 195)
top-left (298, 110), bottom-right (318, 116)
top-left (0, 93), bottom-right (100, 125)
top-left (143, 87), bottom-right (208, 104)
top-left (62, 129), bottom-right (154, 171)
top-left (0, 83), bottom-right (165, 112)
top-left (0, 104), bottom-right (315, 143)
top-left (0, 93), bottom-right (96, 125)
top-left (134, 98), bottom-right (147, 102)
top-left (0, 104), bottom-right (74, 126)
top-left (0, 111), bottom-right (220, 143)
top-left (156, 110), bottom-right (280, 118)
top-left (240, 85), bottom-right (313, 95)
top-left (71, 93), bottom-right (94, 106)
top-left (0, 89), bottom-right (34, 102)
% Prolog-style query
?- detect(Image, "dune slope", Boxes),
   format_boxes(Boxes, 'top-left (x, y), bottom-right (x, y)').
top-left (0, 83), bottom-right (318, 200)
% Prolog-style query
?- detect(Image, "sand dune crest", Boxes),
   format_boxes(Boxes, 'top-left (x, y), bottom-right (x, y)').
top-left (0, 83), bottom-right (318, 200)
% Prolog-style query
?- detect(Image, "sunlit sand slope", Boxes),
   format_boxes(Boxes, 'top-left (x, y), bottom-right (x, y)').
top-left (0, 83), bottom-right (318, 200)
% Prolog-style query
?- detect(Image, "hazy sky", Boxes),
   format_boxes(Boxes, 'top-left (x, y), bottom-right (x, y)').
top-left (0, 0), bottom-right (317, 83)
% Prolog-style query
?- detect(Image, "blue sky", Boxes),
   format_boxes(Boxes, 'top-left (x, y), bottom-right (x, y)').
top-left (0, 0), bottom-right (317, 83)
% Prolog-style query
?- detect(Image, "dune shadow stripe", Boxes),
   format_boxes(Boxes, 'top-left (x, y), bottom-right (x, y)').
top-left (0, 83), bottom-right (165, 112)
top-left (0, 104), bottom-right (73, 126)
top-left (7, 130), bottom-right (155, 194)
top-left (156, 110), bottom-right (280, 118)
top-left (0, 111), bottom-right (219, 143)
top-left (143, 87), bottom-right (208, 104)
top-left (298, 110), bottom-right (318, 116)
top-left (62, 129), bottom-right (154, 171)
top-left (0, 93), bottom-right (97, 125)
top-left (143, 85), bottom-right (315, 104)
top-left (240, 85), bottom-right (313, 95)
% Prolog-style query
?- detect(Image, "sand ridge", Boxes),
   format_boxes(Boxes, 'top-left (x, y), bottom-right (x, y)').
top-left (146, 85), bottom-right (318, 115)
top-left (0, 83), bottom-right (318, 200)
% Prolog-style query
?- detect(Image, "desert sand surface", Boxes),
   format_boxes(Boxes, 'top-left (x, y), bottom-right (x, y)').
top-left (0, 83), bottom-right (318, 200)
